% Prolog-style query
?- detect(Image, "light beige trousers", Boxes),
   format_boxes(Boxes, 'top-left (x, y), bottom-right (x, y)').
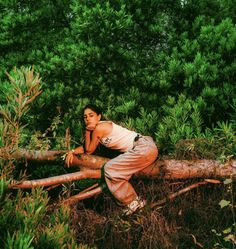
top-left (104, 136), bottom-right (158, 205)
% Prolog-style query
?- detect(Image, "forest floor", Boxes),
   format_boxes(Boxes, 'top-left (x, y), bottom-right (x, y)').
top-left (65, 178), bottom-right (235, 249)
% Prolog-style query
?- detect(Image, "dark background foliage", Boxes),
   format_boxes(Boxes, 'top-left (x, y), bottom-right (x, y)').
top-left (1, 0), bottom-right (235, 154)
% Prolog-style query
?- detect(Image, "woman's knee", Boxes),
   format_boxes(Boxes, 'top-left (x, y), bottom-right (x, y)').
top-left (104, 161), bottom-right (127, 182)
top-left (104, 161), bottom-right (114, 179)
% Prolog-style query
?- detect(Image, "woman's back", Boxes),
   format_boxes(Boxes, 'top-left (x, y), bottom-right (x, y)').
top-left (99, 121), bottom-right (137, 152)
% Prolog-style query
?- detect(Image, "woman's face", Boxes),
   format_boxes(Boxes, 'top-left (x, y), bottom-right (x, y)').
top-left (83, 108), bottom-right (101, 126)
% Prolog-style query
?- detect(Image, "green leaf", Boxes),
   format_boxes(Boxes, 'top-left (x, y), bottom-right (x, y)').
top-left (223, 227), bottom-right (232, 234)
top-left (223, 178), bottom-right (232, 185)
top-left (219, 199), bottom-right (230, 208)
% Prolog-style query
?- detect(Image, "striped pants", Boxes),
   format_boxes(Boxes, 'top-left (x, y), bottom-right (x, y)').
top-left (104, 136), bottom-right (158, 205)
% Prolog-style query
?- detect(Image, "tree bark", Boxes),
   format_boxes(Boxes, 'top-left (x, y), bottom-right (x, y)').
top-left (9, 169), bottom-right (101, 189)
top-left (5, 149), bottom-right (236, 180)
top-left (61, 184), bottom-right (103, 205)
top-left (2, 149), bottom-right (67, 162)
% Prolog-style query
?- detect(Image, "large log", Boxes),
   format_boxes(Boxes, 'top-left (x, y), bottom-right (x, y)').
top-left (9, 169), bottom-right (101, 189)
top-left (4, 149), bottom-right (236, 180)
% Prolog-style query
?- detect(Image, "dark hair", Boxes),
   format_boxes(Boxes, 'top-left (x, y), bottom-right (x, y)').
top-left (82, 104), bottom-right (102, 115)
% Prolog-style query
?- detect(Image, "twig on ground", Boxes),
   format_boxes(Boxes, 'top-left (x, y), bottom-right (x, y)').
top-left (62, 185), bottom-right (103, 205)
top-left (150, 179), bottom-right (221, 208)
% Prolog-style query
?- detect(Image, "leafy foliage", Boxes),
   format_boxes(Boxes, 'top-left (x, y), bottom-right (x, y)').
top-left (1, 0), bottom-right (235, 149)
top-left (212, 178), bottom-right (236, 248)
top-left (0, 179), bottom-right (79, 249)
top-left (0, 66), bottom-right (42, 149)
top-left (174, 121), bottom-right (236, 160)
top-left (0, 66), bottom-right (93, 249)
top-left (155, 95), bottom-right (203, 154)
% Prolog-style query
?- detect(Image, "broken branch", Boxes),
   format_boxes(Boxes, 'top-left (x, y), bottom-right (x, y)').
top-left (150, 179), bottom-right (221, 208)
top-left (9, 169), bottom-right (101, 189)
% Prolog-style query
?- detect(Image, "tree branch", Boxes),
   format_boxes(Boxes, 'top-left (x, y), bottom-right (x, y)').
top-left (4, 149), bottom-right (235, 180)
top-left (150, 179), bottom-right (221, 208)
top-left (9, 169), bottom-right (101, 189)
top-left (62, 184), bottom-right (103, 205)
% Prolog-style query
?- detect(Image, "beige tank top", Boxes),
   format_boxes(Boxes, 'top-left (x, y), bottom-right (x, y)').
top-left (99, 122), bottom-right (137, 152)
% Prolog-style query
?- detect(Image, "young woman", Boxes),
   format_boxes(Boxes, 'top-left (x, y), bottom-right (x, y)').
top-left (66, 104), bottom-right (158, 215)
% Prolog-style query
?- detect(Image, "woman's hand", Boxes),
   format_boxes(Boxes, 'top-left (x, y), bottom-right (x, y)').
top-left (65, 151), bottom-right (74, 167)
top-left (65, 146), bottom-right (84, 167)
top-left (86, 124), bottom-right (97, 131)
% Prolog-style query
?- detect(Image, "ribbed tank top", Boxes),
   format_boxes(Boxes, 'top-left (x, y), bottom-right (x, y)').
top-left (99, 122), bottom-right (137, 152)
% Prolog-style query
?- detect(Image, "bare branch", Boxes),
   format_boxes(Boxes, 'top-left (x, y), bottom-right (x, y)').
top-left (24, 90), bottom-right (43, 106)
top-left (8, 169), bottom-right (101, 189)
top-left (150, 179), bottom-right (221, 208)
top-left (62, 185), bottom-right (103, 205)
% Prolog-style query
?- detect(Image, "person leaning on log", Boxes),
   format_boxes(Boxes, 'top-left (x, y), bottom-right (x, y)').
top-left (66, 104), bottom-right (158, 215)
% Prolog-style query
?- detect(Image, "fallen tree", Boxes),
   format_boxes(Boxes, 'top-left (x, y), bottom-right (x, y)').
top-left (6, 150), bottom-right (236, 184)
top-left (4, 149), bottom-right (236, 205)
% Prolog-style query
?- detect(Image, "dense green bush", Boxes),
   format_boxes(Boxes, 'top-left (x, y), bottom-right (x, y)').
top-left (1, 1), bottom-right (235, 154)
top-left (0, 178), bottom-right (80, 249)
top-left (0, 67), bottom-right (92, 248)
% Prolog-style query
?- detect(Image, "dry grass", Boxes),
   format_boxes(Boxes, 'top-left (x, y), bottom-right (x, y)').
top-left (68, 178), bottom-right (233, 249)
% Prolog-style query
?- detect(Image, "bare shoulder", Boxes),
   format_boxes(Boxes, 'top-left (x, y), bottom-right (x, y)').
top-left (96, 121), bottom-right (113, 136)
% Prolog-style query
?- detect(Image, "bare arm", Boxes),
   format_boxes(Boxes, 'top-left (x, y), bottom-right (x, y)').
top-left (72, 145), bottom-right (84, 154)
top-left (65, 145), bottom-right (84, 167)
top-left (85, 127), bottom-right (100, 154)
top-left (66, 125), bottom-right (101, 166)
top-left (85, 121), bottom-right (112, 154)
top-left (65, 122), bottom-right (110, 166)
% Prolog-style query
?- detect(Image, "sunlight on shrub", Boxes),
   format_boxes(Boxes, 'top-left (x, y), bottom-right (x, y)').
top-left (5, 231), bottom-right (34, 249)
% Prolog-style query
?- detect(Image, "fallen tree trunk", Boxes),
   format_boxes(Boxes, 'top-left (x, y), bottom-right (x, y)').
top-left (2, 149), bottom-right (67, 162)
top-left (5, 149), bottom-right (235, 205)
top-left (5, 149), bottom-right (236, 180)
top-left (9, 169), bottom-right (101, 189)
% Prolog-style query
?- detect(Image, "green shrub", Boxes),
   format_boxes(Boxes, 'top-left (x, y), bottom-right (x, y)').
top-left (155, 94), bottom-right (203, 154)
top-left (0, 179), bottom-right (80, 249)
